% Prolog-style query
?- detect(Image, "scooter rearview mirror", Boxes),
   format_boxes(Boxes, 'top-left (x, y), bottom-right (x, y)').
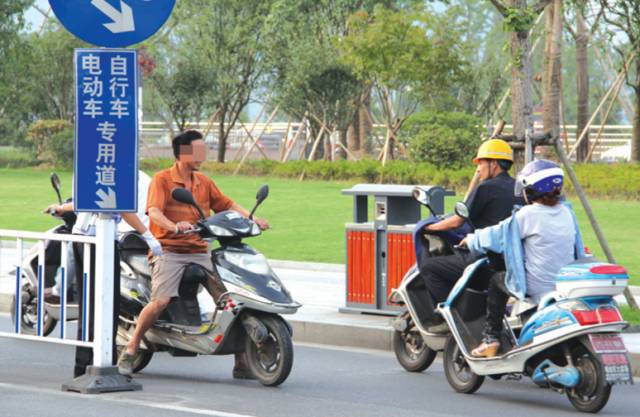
top-left (50, 173), bottom-right (62, 204)
top-left (412, 187), bottom-right (430, 206)
top-left (249, 184), bottom-right (269, 220)
top-left (455, 202), bottom-right (470, 220)
top-left (172, 188), bottom-right (206, 220)
top-left (256, 184), bottom-right (269, 205)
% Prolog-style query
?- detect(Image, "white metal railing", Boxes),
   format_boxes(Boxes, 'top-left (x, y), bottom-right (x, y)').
top-left (138, 121), bottom-right (634, 161)
top-left (0, 230), bottom-right (95, 348)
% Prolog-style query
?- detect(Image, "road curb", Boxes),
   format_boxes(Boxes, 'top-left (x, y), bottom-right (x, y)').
top-left (270, 259), bottom-right (345, 273)
top-left (289, 318), bottom-right (392, 351)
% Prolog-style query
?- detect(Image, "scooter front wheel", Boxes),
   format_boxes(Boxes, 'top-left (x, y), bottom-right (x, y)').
top-left (443, 336), bottom-right (484, 394)
top-left (245, 316), bottom-right (293, 387)
top-left (10, 283), bottom-right (57, 337)
top-left (566, 347), bottom-right (612, 413)
top-left (393, 313), bottom-right (436, 372)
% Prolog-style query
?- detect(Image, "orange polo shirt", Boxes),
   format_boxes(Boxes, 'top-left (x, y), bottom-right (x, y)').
top-left (147, 164), bottom-right (234, 253)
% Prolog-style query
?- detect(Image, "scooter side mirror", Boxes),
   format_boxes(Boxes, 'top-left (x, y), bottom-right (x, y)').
top-left (50, 173), bottom-right (62, 204)
top-left (171, 188), bottom-right (206, 220)
top-left (412, 187), bottom-right (430, 206)
top-left (249, 184), bottom-right (269, 220)
top-left (454, 202), bottom-right (470, 220)
top-left (256, 184), bottom-right (269, 205)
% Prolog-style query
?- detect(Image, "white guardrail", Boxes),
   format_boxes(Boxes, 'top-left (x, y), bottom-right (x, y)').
top-left (138, 121), bottom-right (633, 162)
top-left (0, 230), bottom-right (95, 348)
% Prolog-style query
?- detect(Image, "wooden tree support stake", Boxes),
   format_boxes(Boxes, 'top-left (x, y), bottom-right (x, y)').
top-left (233, 106), bottom-right (279, 175)
top-left (555, 140), bottom-right (639, 309)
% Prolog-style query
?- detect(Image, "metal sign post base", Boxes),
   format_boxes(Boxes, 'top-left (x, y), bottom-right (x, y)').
top-left (61, 366), bottom-right (141, 394)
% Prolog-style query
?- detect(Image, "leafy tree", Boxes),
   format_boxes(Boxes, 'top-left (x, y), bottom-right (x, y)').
top-left (264, 0), bottom-right (373, 160)
top-left (0, 0), bottom-right (34, 145)
top-left (401, 110), bottom-right (483, 168)
top-left (599, 0), bottom-right (640, 162)
top-left (337, 5), bottom-right (468, 162)
top-left (167, 0), bottom-right (276, 163)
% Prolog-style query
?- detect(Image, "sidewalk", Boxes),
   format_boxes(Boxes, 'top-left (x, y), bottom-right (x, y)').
top-left (1, 248), bottom-right (639, 376)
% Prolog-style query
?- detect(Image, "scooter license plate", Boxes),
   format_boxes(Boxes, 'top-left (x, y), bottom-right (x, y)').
top-left (588, 334), bottom-right (633, 384)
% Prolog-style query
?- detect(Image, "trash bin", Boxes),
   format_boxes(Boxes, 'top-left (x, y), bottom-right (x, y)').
top-left (341, 184), bottom-right (455, 315)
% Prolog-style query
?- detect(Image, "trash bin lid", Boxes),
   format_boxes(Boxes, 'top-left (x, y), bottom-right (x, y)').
top-left (342, 184), bottom-right (453, 197)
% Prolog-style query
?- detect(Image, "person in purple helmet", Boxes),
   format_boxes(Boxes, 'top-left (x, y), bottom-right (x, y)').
top-left (459, 159), bottom-right (580, 358)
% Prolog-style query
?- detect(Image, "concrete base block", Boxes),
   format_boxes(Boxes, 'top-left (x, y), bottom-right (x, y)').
top-left (61, 366), bottom-right (142, 394)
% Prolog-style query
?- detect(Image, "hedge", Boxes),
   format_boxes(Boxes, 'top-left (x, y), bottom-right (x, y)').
top-left (139, 158), bottom-right (640, 200)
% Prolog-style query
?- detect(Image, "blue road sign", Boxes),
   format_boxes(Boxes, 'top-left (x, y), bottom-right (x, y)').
top-left (74, 49), bottom-right (138, 212)
top-left (49, 0), bottom-right (176, 48)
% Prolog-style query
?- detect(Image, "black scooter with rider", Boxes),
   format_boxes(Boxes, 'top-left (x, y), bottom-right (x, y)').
top-left (420, 139), bottom-right (524, 333)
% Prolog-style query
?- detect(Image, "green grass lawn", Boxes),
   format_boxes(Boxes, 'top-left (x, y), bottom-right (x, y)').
top-left (1, 168), bottom-right (639, 286)
top-left (620, 305), bottom-right (640, 325)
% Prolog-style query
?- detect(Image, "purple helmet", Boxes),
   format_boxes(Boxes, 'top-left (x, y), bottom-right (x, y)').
top-left (514, 159), bottom-right (564, 198)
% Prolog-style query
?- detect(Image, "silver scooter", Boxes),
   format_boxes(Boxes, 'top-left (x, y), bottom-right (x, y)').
top-left (117, 185), bottom-right (301, 386)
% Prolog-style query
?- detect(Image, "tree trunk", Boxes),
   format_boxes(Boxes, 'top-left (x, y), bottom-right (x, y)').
top-left (575, 9), bottom-right (590, 162)
top-left (217, 106), bottom-right (227, 163)
top-left (347, 113), bottom-right (360, 160)
top-left (508, 1), bottom-right (534, 166)
top-left (361, 87), bottom-right (373, 155)
top-left (338, 128), bottom-right (348, 160)
top-left (633, 69), bottom-right (640, 162)
top-left (543, 0), bottom-right (562, 143)
top-left (322, 131), bottom-right (331, 161)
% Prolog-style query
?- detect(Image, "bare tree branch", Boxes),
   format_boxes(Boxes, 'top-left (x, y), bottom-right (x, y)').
top-left (489, 0), bottom-right (508, 17)
top-left (533, 0), bottom-right (554, 15)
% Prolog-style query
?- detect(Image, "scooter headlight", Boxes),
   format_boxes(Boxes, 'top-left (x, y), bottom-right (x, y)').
top-left (224, 252), bottom-right (271, 275)
top-left (224, 281), bottom-right (272, 304)
top-left (209, 225), bottom-right (233, 236)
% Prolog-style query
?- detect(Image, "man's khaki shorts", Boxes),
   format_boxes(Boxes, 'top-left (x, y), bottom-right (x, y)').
top-left (150, 252), bottom-right (214, 300)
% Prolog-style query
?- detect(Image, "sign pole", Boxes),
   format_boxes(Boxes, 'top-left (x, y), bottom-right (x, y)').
top-left (49, 0), bottom-right (175, 394)
top-left (93, 214), bottom-right (115, 368)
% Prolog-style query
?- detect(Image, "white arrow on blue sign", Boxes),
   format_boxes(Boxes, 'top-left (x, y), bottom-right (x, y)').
top-left (74, 49), bottom-right (138, 212)
top-left (49, 0), bottom-right (176, 48)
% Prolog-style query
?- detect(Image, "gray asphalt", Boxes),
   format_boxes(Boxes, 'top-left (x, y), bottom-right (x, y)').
top-left (0, 319), bottom-right (638, 417)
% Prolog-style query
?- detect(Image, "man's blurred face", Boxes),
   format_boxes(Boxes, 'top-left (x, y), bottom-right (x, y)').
top-left (179, 139), bottom-right (207, 170)
top-left (476, 159), bottom-right (491, 181)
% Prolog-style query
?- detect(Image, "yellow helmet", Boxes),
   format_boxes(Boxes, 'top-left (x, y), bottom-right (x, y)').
top-left (473, 139), bottom-right (514, 164)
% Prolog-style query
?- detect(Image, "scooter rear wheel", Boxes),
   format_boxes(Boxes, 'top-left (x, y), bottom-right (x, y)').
top-left (245, 316), bottom-right (293, 387)
top-left (566, 347), bottom-right (612, 413)
top-left (393, 313), bottom-right (436, 372)
top-left (443, 336), bottom-right (484, 394)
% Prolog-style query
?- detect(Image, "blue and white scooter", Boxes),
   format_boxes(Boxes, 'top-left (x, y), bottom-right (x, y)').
top-left (437, 202), bottom-right (633, 413)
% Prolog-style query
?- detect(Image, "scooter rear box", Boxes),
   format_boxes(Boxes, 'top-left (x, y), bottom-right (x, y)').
top-left (555, 261), bottom-right (628, 298)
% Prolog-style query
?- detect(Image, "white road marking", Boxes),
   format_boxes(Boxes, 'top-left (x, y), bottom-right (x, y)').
top-left (0, 382), bottom-right (257, 417)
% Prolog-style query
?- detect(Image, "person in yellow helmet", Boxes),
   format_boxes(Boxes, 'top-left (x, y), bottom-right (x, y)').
top-left (420, 139), bottom-right (525, 333)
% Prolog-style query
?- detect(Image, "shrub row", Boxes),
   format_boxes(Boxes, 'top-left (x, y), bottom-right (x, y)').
top-left (140, 158), bottom-right (640, 200)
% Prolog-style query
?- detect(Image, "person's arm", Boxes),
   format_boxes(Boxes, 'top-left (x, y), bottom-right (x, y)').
top-left (121, 213), bottom-right (147, 234)
top-left (148, 207), bottom-right (193, 233)
top-left (425, 215), bottom-right (465, 232)
top-left (43, 202), bottom-right (73, 214)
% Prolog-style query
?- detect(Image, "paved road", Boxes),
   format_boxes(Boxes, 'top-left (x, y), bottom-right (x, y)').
top-left (0, 320), bottom-right (637, 417)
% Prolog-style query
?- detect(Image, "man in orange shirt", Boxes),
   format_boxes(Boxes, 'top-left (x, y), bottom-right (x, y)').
top-left (118, 130), bottom-right (269, 377)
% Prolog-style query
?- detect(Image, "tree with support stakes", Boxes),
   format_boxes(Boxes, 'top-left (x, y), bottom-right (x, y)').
top-left (598, 0), bottom-right (640, 162)
top-left (488, 0), bottom-right (553, 164)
